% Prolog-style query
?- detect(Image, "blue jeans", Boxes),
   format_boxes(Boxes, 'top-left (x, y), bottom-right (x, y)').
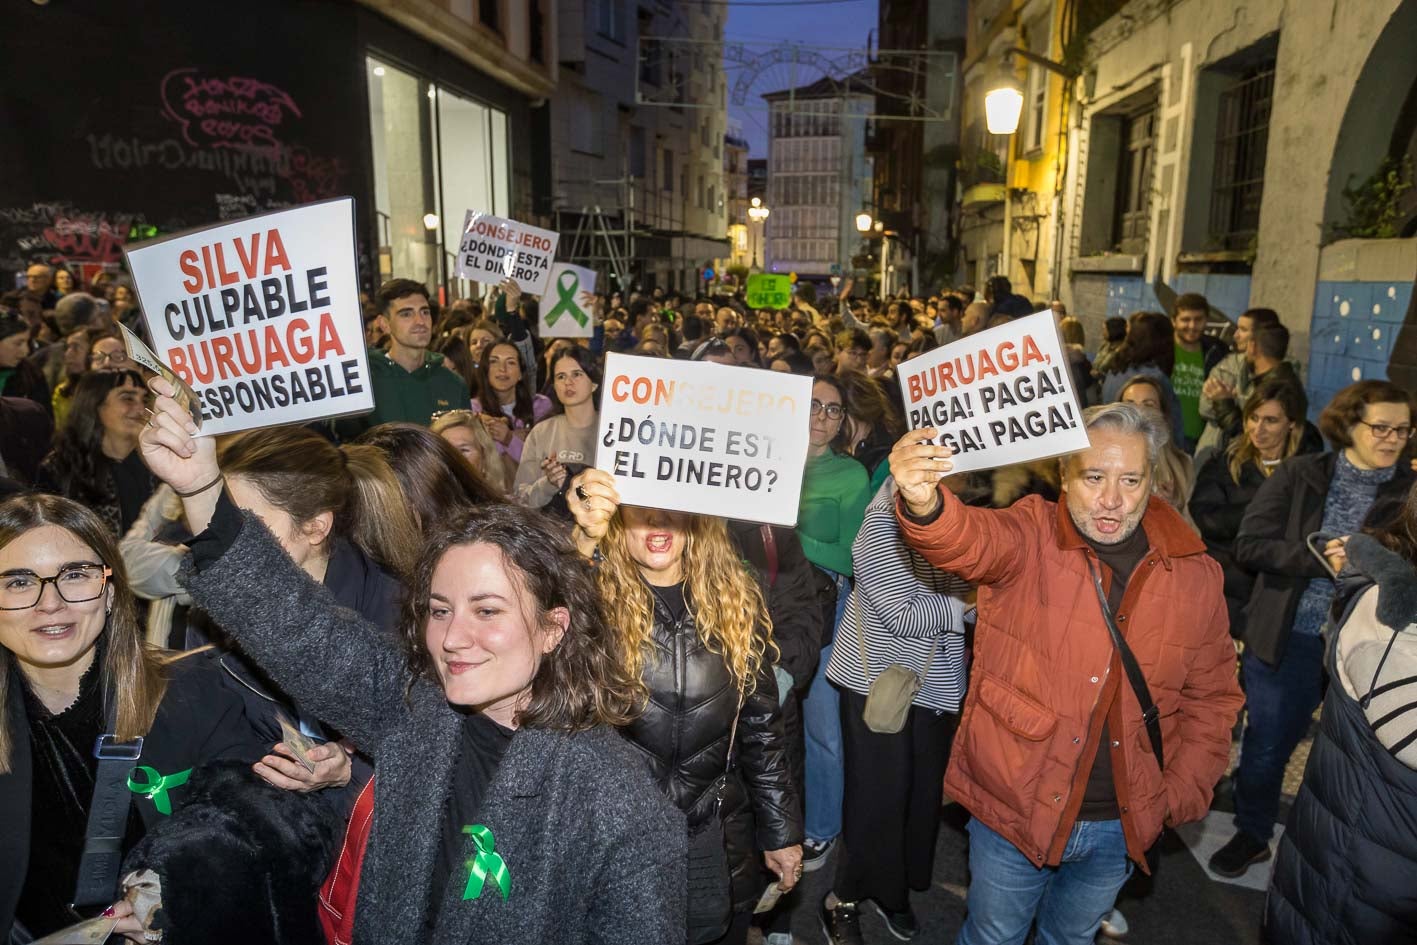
top-left (1234, 632), bottom-right (1325, 841)
top-left (803, 572), bottom-right (850, 841)
top-left (958, 818), bottom-right (1131, 945)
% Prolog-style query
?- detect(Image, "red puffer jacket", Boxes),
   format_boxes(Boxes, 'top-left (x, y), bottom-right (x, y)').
top-left (898, 488), bottom-right (1243, 872)
top-left (318, 778), bottom-right (376, 945)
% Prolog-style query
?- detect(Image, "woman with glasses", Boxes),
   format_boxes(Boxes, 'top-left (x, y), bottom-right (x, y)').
top-left (134, 383), bottom-right (686, 944)
top-left (87, 335), bottom-right (132, 371)
top-left (1212, 380), bottom-right (1417, 879)
top-left (514, 348), bottom-right (600, 510)
top-left (51, 328), bottom-right (115, 428)
top-left (796, 374), bottom-right (871, 874)
top-left (36, 370), bottom-right (155, 535)
top-left (0, 493), bottom-right (263, 941)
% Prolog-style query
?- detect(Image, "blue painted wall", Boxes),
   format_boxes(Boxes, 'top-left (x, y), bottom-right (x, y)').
top-left (1307, 280), bottom-right (1412, 420)
top-left (1100, 273), bottom-right (1253, 322)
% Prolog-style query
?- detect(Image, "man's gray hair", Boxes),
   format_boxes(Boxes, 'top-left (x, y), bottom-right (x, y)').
top-left (1081, 402), bottom-right (1168, 469)
top-left (54, 292), bottom-right (99, 333)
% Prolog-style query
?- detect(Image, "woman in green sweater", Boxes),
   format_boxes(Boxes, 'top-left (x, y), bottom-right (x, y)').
top-left (796, 373), bottom-right (871, 869)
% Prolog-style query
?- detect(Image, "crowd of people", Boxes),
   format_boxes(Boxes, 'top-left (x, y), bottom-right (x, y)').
top-left (1, 260), bottom-right (1415, 945)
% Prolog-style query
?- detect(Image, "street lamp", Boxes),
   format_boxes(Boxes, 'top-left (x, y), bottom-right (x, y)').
top-left (748, 198), bottom-right (770, 268)
top-left (984, 74), bottom-right (1024, 135)
top-left (855, 211), bottom-right (873, 234)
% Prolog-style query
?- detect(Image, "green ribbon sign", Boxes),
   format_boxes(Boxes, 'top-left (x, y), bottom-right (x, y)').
top-left (127, 766), bottom-right (191, 816)
top-left (461, 824), bottom-right (512, 901)
top-left (543, 269), bottom-right (588, 328)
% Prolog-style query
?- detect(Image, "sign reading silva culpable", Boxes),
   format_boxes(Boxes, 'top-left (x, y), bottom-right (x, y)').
top-left (897, 310), bottom-right (1089, 475)
top-left (123, 197), bottom-right (372, 436)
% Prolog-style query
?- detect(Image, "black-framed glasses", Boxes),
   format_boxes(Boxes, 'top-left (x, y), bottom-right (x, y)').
top-left (0, 565), bottom-right (112, 610)
top-left (810, 400), bottom-right (845, 420)
top-left (1357, 419), bottom-right (1415, 441)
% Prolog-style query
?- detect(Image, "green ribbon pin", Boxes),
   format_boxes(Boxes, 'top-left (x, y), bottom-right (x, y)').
top-left (461, 824), bottom-right (512, 901)
top-left (126, 766), bottom-right (191, 815)
top-left (543, 269), bottom-right (588, 328)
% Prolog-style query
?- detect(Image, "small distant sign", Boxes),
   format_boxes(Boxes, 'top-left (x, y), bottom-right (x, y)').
top-left (745, 273), bottom-right (791, 310)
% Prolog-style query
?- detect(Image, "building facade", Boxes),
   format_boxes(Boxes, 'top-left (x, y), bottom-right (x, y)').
top-left (762, 73), bottom-right (873, 285)
top-left (550, 0), bottom-right (728, 293)
top-left (0, 0), bottom-right (556, 299)
top-left (724, 129), bottom-right (751, 271)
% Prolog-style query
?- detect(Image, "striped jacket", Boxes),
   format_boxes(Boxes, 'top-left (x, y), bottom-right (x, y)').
top-left (826, 479), bottom-right (970, 712)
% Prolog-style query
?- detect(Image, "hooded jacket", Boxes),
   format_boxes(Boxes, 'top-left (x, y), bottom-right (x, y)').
top-left (339, 349), bottom-right (469, 436)
top-left (897, 486), bottom-right (1242, 871)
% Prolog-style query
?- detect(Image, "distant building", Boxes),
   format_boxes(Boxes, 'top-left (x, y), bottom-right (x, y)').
top-left (550, 0), bottom-right (729, 293)
top-left (761, 71), bottom-right (873, 283)
top-left (725, 129), bottom-right (751, 270)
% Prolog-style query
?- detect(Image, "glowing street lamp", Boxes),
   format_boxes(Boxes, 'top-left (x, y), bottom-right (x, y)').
top-left (855, 211), bottom-right (873, 233)
top-left (984, 75), bottom-right (1024, 135)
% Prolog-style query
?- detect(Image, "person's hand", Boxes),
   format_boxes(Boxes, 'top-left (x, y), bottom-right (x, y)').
top-left (542, 455), bottom-right (569, 490)
top-left (254, 741), bottom-right (352, 793)
top-left (888, 427), bottom-right (955, 518)
top-left (138, 377), bottom-right (218, 495)
top-left (568, 468), bottom-right (620, 558)
top-left (1324, 536), bottom-right (1349, 574)
top-left (1202, 375), bottom-right (1235, 400)
top-left (499, 277), bottom-right (523, 311)
top-left (106, 899), bottom-right (148, 942)
top-left (480, 412), bottom-right (513, 446)
top-left (764, 845), bottom-right (803, 893)
top-left (838, 276), bottom-right (854, 299)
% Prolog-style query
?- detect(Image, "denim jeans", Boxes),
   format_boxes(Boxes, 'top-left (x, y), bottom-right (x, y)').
top-left (803, 570), bottom-right (850, 842)
top-left (1233, 631), bottom-right (1326, 841)
top-left (958, 818), bottom-right (1131, 945)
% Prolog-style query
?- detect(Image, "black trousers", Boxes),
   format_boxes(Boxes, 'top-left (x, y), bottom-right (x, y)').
top-left (834, 687), bottom-right (957, 912)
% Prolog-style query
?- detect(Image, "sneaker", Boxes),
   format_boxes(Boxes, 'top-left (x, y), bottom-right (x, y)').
top-left (763, 935), bottom-right (796, 945)
top-left (875, 903), bottom-right (919, 940)
top-left (801, 836), bottom-right (837, 873)
top-left (1208, 831), bottom-right (1271, 878)
top-left (819, 895), bottom-right (864, 945)
top-left (1099, 907), bottom-right (1129, 939)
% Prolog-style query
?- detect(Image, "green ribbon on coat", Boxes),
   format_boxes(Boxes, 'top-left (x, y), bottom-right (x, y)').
top-left (126, 766), bottom-right (191, 815)
top-left (461, 824), bottom-right (512, 901)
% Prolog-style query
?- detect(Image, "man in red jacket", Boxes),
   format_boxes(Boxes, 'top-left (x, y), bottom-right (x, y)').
top-left (888, 403), bottom-right (1242, 945)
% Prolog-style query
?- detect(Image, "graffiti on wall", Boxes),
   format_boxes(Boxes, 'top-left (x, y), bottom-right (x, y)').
top-left (0, 202), bottom-right (164, 281)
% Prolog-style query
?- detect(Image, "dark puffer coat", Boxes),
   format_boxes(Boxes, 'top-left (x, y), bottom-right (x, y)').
top-left (621, 593), bottom-right (803, 911)
top-left (1190, 453), bottom-right (1270, 638)
top-left (1265, 535), bottom-right (1417, 944)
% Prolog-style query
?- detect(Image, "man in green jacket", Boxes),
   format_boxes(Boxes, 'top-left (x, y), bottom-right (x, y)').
top-left (340, 278), bottom-right (468, 437)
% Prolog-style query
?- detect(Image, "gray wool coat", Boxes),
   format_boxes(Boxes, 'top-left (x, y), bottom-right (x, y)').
top-left (179, 499), bottom-right (686, 945)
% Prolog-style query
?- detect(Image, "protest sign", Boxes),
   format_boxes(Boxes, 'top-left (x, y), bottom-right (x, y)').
top-left (539, 263), bottom-right (595, 338)
top-left (745, 273), bottom-right (791, 310)
top-left (124, 197), bottom-right (372, 437)
top-left (897, 310), bottom-right (1089, 475)
top-left (454, 210), bottom-right (560, 295)
top-left (595, 353), bottom-right (811, 526)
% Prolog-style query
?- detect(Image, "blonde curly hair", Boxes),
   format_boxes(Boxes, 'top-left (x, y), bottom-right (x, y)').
top-left (596, 512), bottom-right (774, 693)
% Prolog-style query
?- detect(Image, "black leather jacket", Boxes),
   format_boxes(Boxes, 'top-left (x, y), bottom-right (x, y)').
top-left (621, 590), bottom-right (803, 909)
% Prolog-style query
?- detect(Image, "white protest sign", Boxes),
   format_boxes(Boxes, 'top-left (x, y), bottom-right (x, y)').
top-left (539, 263), bottom-right (595, 338)
top-left (897, 310), bottom-right (1089, 474)
top-left (123, 197), bottom-right (372, 437)
top-left (595, 354), bottom-right (812, 526)
top-left (454, 210), bottom-right (560, 295)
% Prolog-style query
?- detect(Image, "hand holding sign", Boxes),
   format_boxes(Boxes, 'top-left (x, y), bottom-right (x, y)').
top-left (568, 468), bottom-right (621, 558)
top-left (888, 428), bottom-right (956, 518)
top-left (139, 377), bottom-right (222, 534)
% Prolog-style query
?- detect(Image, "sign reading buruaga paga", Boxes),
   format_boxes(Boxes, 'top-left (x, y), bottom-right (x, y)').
top-left (897, 310), bottom-right (1090, 475)
top-left (123, 197), bottom-right (372, 436)
top-left (454, 211), bottom-right (560, 296)
top-left (595, 353), bottom-right (812, 526)
top-left (539, 263), bottom-right (596, 338)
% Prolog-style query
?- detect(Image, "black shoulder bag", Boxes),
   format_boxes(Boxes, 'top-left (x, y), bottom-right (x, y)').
top-left (71, 697), bottom-right (145, 914)
top-left (1086, 560), bottom-right (1165, 869)
top-left (685, 690), bottom-right (744, 944)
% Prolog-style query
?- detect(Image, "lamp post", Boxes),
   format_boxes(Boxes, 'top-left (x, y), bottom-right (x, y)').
top-left (748, 197), bottom-right (770, 270)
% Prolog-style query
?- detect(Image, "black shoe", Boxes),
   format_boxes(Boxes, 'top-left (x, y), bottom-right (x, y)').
top-left (1208, 831), bottom-right (1271, 878)
top-left (819, 895), bottom-right (864, 945)
top-left (876, 903), bottom-right (919, 940)
top-left (801, 836), bottom-right (837, 873)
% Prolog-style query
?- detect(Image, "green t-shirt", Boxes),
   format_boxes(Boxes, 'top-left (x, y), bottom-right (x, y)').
top-left (1172, 344), bottom-right (1205, 441)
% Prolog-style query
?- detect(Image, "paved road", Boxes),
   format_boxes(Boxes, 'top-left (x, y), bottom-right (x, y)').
top-left (773, 774), bottom-right (1285, 945)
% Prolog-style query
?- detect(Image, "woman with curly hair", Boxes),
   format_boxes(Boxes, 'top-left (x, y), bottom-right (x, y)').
top-left (569, 468), bottom-right (803, 945)
top-left (35, 369), bottom-right (154, 534)
top-left (135, 380), bottom-right (687, 945)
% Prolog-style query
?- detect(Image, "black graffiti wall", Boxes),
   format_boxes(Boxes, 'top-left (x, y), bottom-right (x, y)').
top-left (0, 0), bottom-right (368, 285)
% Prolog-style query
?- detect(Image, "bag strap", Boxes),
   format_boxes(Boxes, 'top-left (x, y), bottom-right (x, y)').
top-left (1086, 559), bottom-right (1164, 772)
top-left (713, 687), bottom-right (747, 816)
top-left (850, 585), bottom-right (939, 686)
top-left (759, 525), bottom-right (779, 589)
top-left (71, 692), bottom-right (143, 911)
